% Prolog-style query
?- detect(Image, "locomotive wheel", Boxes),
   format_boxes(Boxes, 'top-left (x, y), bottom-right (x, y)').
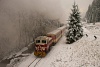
top-left (46, 46), bottom-right (52, 53)
top-left (48, 46), bottom-right (52, 51)
top-left (53, 43), bottom-right (56, 46)
top-left (48, 47), bottom-right (50, 51)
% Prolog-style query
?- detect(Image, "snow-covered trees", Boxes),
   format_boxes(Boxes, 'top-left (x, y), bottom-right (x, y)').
top-left (0, 12), bottom-right (61, 60)
top-left (66, 2), bottom-right (83, 44)
top-left (85, 0), bottom-right (100, 24)
top-left (0, 7), bottom-right (61, 61)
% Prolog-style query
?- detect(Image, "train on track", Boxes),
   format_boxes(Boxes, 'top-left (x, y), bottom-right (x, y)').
top-left (34, 26), bottom-right (66, 57)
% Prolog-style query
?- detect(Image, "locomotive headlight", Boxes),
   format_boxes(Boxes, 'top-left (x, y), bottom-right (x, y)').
top-left (35, 47), bottom-right (37, 50)
top-left (42, 47), bottom-right (45, 50)
top-left (35, 47), bottom-right (39, 50)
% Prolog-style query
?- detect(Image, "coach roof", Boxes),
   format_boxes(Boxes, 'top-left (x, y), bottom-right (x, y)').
top-left (47, 29), bottom-right (61, 35)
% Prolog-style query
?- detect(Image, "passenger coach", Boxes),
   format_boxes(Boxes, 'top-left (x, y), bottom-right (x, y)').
top-left (47, 29), bottom-right (62, 44)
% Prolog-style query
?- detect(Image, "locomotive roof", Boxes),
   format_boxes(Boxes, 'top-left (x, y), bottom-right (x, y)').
top-left (35, 36), bottom-right (52, 41)
top-left (47, 29), bottom-right (61, 35)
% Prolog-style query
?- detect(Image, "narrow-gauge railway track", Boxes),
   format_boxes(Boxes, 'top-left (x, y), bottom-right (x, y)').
top-left (28, 58), bottom-right (42, 67)
top-left (28, 58), bottom-right (37, 67)
top-left (34, 58), bottom-right (42, 67)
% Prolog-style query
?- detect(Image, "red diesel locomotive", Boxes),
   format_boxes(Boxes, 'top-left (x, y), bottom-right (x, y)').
top-left (34, 26), bottom-right (66, 57)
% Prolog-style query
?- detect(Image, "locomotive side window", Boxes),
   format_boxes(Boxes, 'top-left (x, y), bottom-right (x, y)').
top-left (36, 40), bottom-right (40, 43)
top-left (42, 40), bottom-right (46, 43)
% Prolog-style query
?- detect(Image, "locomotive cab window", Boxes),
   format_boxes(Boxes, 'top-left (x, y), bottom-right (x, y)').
top-left (36, 40), bottom-right (40, 43)
top-left (42, 40), bottom-right (46, 43)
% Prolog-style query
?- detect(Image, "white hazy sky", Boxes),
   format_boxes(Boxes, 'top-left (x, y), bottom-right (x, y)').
top-left (60, 0), bottom-right (93, 22)
top-left (0, 0), bottom-right (93, 23)
top-left (30, 0), bottom-right (93, 23)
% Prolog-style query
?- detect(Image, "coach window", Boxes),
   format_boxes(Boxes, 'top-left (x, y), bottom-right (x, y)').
top-left (42, 40), bottom-right (46, 43)
top-left (36, 40), bottom-right (40, 43)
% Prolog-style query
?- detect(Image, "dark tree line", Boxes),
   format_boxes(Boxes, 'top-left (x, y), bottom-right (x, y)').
top-left (85, 0), bottom-right (100, 24)
top-left (0, 11), bottom-right (62, 60)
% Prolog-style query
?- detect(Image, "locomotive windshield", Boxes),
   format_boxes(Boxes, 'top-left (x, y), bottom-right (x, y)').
top-left (42, 40), bottom-right (46, 43)
top-left (36, 40), bottom-right (40, 43)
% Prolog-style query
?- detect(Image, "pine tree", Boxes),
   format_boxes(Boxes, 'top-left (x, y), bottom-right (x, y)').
top-left (85, 0), bottom-right (100, 23)
top-left (66, 2), bottom-right (83, 44)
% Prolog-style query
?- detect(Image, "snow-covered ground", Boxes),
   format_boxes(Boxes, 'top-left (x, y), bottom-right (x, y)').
top-left (7, 23), bottom-right (100, 67)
